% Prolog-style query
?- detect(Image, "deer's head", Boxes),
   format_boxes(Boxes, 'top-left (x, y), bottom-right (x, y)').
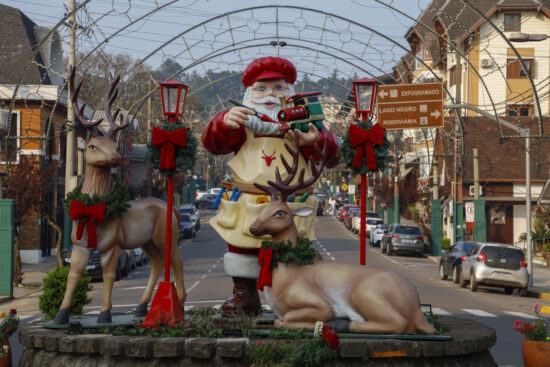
top-left (249, 133), bottom-right (327, 244)
top-left (69, 66), bottom-right (129, 169)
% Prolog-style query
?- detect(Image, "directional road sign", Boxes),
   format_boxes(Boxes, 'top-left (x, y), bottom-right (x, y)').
top-left (377, 83), bottom-right (444, 130)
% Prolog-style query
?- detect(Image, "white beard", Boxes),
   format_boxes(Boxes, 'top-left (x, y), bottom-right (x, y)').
top-left (241, 85), bottom-right (295, 136)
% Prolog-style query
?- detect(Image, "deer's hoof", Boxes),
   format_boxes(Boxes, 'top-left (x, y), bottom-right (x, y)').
top-left (325, 318), bottom-right (350, 333)
top-left (54, 309), bottom-right (70, 325)
top-left (134, 304), bottom-right (148, 317)
top-left (97, 310), bottom-right (112, 324)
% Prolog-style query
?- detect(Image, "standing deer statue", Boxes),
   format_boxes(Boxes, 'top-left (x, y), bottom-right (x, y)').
top-left (249, 133), bottom-right (435, 334)
top-left (54, 67), bottom-right (186, 324)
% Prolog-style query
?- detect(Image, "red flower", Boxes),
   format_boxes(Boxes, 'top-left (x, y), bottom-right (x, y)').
top-left (257, 341), bottom-right (261, 345)
top-left (321, 325), bottom-right (340, 350)
top-left (9, 309), bottom-right (16, 315)
top-left (5, 328), bottom-right (11, 333)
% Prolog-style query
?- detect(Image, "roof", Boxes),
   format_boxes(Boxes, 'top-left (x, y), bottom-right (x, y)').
top-left (454, 117), bottom-right (550, 182)
top-left (91, 110), bottom-right (140, 135)
top-left (0, 4), bottom-right (52, 85)
top-left (126, 143), bottom-right (147, 160)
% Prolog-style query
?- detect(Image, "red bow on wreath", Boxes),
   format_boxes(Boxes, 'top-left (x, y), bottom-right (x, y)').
top-left (151, 127), bottom-right (188, 169)
top-left (348, 123), bottom-right (384, 170)
top-left (69, 200), bottom-right (106, 248)
top-left (256, 246), bottom-right (273, 290)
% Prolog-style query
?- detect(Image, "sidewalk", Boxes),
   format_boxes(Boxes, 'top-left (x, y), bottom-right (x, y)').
top-left (0, 255), bottom-right (57, 317)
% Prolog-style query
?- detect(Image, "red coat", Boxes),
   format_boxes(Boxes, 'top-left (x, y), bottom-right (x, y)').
top-left (201, 111), bottom-right (340, 167)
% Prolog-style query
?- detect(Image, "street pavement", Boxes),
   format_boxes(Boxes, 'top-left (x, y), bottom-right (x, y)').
top-left (2, 210), bottom-right (550, 366)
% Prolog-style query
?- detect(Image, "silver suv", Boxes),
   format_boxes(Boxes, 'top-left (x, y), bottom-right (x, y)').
top-left (381, 224), bottom-right (424, 256)
top-left (459, 243), bottom-right (528, 296)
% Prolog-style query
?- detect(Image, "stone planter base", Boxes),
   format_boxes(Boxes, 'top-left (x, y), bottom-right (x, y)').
top-left (19, 316), bottom-right (497, 367)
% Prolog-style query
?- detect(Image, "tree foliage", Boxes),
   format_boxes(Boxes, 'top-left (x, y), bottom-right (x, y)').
top-left (3, 155), bottom-right (57, 285)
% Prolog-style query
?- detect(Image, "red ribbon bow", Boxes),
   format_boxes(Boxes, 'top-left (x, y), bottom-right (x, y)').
top-left (256, 246), bottom-right (273, 290)
top-left (151, 127), bottom-right (188, 169)
top-left (69, 200), bottom-right (106, 248)
top-left (348, 123), bottom-right (384, 170)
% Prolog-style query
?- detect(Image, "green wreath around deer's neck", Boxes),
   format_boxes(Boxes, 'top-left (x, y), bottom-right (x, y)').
top-left (63, 182), bottom-right (131, 221)
top-left (261, 237), bottom-right (317, 270)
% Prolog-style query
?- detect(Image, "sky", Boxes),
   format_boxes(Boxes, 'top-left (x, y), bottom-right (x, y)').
top-left (0, 0), bottom-right (431, 80)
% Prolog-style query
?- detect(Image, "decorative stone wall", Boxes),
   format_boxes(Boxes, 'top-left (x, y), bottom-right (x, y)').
top-left (18, 316), bottom-right (497, 367)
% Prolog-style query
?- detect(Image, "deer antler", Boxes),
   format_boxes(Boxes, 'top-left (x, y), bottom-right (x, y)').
top-left (254, 133), bottom-right (329, 202)
top-left (104, 73), bottom-right (130, 140)
top-left (69, 65), bottom-right (103, 136)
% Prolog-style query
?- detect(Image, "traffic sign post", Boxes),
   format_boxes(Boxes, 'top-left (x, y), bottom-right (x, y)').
top-left (377, 83), bottom-right (444, 130)
top-left (465, 202), bottom-right (475, 223)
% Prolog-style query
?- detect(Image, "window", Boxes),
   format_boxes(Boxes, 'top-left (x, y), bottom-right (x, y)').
top-left (504, 14), bottom-right (521, 32)
top-left (0, 111), bottom-right (20, 163)
top-left (507, 59), bottom-right (534, 79)
top-left (507, 105), bottom-right (533, 117)
top-left (449, 66), bottom-right (457, 87)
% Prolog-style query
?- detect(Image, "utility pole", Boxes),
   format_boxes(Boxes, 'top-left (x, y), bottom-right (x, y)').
top-left (431, 157), bottom-right (442, 255)
top-left (453, 37), bottom-right (464, 243)
top-left (472, 148), bottom-right (486, 242)
top-left (63, 0), bottom-right (77, 250)
top-left (146, 80), bottom-right (152, 196)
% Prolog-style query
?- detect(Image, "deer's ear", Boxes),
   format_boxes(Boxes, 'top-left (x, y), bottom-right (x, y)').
top-left (293, 206), bottom-right (315, 218)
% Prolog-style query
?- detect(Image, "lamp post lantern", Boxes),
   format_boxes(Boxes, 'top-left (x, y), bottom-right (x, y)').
top-left (353, 77), bottom-right (378, 121)
top-left (353, 77), bottom-right (378, 265)
top-left (160, 80), bottom-right (188, 123)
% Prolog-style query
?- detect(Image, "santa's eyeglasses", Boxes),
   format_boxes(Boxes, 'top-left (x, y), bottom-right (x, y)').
top-left (251, 85), bottom-right (288, 94)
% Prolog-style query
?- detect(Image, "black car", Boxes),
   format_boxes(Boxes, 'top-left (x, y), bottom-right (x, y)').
top-left (439, 241), bottom-right (478, 284)
top-left (314, 194), bottom-right (326, 216)
top-left (63, 248), bottom-right (128, 281)
top-left (180, 213), bottom-right (195, 238)
top-left (179, 205), bottom-right (200, 230)
top-left (196, 193), bottom-right (217, 209)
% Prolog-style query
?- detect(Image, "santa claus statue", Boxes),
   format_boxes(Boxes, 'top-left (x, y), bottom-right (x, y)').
top-left (202, 56), bottom-right (340, 315)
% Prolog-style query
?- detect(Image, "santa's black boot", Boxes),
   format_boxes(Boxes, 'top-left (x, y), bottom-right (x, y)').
top-left (221, 277), bottom-right (262, 317)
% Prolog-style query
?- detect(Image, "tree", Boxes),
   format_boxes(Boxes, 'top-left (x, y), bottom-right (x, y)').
top-left (3, 155), bottom-right (58, 285)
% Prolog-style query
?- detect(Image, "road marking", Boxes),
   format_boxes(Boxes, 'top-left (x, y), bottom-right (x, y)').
top-left (184, 299), bottom-right (227, 304)
top-left (263, 305), bottom-right (272, 311)
top-left (326, 252), bottom-right (331, 256)
top-left (84, 311), bottom-right (100, 315)
top-left (120, 286), bottom-right (147, 290)
top-left (503, 311), bottom-right (536, 319)
top-left (207, 269), bottom-right (213, 273)
top-left (184, 305), bottom-right (194, 311)
top-left (84, 304), bottom-right (136, 310)
top-left (330, 256), bottom-right (336, 261)
top-left (432, 308), bottom-right (451, 315)
top-left (213, 304), bottom-right (221, 310)
top-left (201, 275), bottom-right (207, 279)
top-left (462, 309), bottom-right (497, 317)
top-left (187, 281), bottom-right (200, 293)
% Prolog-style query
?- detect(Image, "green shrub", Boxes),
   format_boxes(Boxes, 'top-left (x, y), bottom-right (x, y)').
top-left (39, 266), bottom-right (92, 319)
top-left (441, 238), bottom-right (451, 249)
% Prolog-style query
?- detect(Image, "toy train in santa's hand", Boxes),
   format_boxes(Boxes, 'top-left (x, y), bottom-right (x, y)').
top-left (277, 91), bottom-right (325, 133)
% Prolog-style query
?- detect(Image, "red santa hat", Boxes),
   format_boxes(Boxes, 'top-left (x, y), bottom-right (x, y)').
top-left (242, 57), bottom-right (297, 88)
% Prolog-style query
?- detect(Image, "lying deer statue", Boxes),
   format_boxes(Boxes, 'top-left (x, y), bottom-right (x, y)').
top-left (55, 67), bottom-right (186, 324)
top-left (249, 133), bottom-right (435, 334)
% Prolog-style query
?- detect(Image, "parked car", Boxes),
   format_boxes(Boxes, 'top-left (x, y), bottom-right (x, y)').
top-left (381, 224), bottom-right (424, 256)
top-left (180, 213), bottom-right (196, 238)
top-left (134, 248), bottom-right (148, 266)
top-left (370, 223), bottom-right (388, 247)
top-left (179, 205), bottom-right (200, 230)
top-left (338, 204), bottom-right (358, 221)
top-left (459, 243), bottom-right (528, 296)
top-left (126, 249), bottom-right (137, 271)
top-left (63, 247), bottom-right (128, 281)
top-left (439, 241), bottom-right (477, 283)
top-left (344, 208), bottom-right (360, 230)
top-left (196, 191), bottom-right (208, 201)
top-left (209, 188), bottom-right (222, 195)
top-left (196, 193), bottom-right (218, 209)
top-left (314, 193), bottom-right (326, 216)
top-left (352, 215), bottom-right (383, 235)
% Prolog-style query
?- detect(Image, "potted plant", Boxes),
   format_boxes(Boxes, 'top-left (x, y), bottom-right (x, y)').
top-left (514, 304), bottom-right (550, 367)
top-left (0, 309), bottom-right (19, 367)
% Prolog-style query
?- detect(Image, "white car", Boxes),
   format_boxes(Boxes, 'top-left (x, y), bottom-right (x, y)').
top-left (370, 223), bottom-right (389, 247)
top-left (352, 214), bottom-right (382, 235)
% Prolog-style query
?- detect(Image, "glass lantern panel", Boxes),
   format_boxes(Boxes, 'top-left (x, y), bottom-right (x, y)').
top-left (356, 84), bottom-right (374, 112)
top-left (168, 87), bottom-right (179, 113)
top-left (178, 88), bottom-right (188, 116)
top-left (162, 86), bottom-right (170, 114)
